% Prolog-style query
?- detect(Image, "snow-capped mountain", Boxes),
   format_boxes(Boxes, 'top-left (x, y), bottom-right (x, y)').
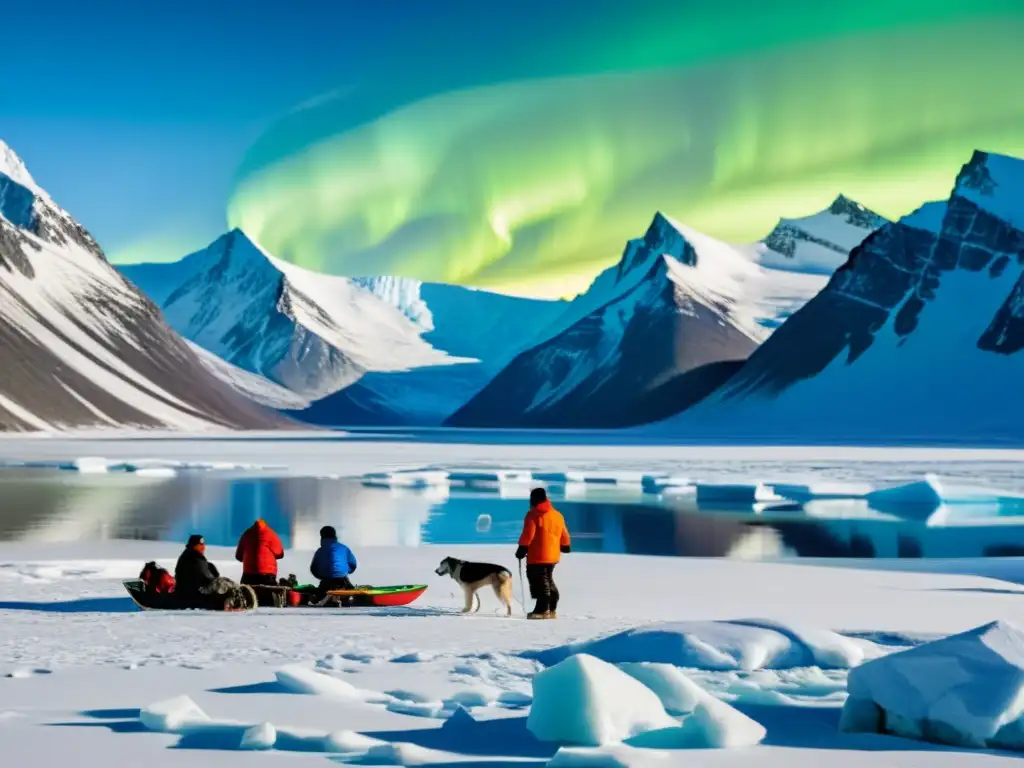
top-left (123, 240), bottom-right (565, 425)
top-left (660, 150), bottom-right (1024, 443)
top-left (754, 195), bottom-right (888, 275)
top-left (447, 211), bottom-right (837, 428)
top-left (0, 140), bottom-right (285, 432)
top-left (121, 231), bottom-right (471, 401)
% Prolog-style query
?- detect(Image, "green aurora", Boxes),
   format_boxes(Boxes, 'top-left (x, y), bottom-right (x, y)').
top-left (228, 4), bottom-right (1024, 298)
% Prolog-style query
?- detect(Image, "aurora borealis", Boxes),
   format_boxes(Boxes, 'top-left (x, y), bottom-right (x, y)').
top-left (225, 1), bottom-right (1024, 297)
top-left (6, 1), bottom-right (1024, 298)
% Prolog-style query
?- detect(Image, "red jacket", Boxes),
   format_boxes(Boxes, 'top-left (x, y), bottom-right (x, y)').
top-left (235, 520), bottom-right (284, 576)
top-left (518, 501), bottom-right (571, 565)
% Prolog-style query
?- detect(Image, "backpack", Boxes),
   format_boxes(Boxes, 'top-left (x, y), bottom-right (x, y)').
top-left (140, 561), bottom-right (175, 593)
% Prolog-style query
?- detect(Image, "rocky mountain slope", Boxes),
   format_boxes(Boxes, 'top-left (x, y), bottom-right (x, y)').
top-left (0, 141), bottom-right (286, 432)
top-left (660, 150), bottom-right (1024, 443)
top-left (448, 201), bottom-right (884, 429)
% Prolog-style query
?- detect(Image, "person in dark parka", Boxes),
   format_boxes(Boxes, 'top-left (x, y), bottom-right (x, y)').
top-left (310, 526), bottom-right (358, 597)
top-left (174, 534), bottom-right (220, 608)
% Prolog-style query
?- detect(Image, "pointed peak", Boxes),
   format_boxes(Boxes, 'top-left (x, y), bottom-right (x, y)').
top-left (826, 194), bottom-right (887, 228)
top-left (0, 139), bottom-right (43, 197)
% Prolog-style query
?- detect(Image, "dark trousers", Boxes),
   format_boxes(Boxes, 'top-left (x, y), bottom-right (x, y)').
top-left (241, 573), bottom-right (278, 587)
top-left (315, 576), bottom-right (355, 600)
top-left (526, 564), bottom-right (559, 614)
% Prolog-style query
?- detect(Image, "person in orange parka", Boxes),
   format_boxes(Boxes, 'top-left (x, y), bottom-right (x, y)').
top-left (515, 487), bottom-right (571, 620)
top-left (235, 519), bottom-right (285, 587)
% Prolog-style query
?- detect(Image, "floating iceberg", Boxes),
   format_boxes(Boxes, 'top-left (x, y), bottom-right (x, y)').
top-left (695, 483), bottom-right (785, 506)
top-left (770, 482), bottom-right (872, 502)
top-left (361, 470), bottom-right (451, 489)
top-left (867, 474), bottom-right (1024, 517)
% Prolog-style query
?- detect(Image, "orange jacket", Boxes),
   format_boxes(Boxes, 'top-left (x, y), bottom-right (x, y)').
top-left (235, 520), bottom-right (284, 576)
top-left (518, 501), bottom-right (570, 565)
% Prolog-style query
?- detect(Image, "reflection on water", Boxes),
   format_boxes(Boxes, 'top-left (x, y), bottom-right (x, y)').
top-left (1, 469), bottom-right (1024, 559)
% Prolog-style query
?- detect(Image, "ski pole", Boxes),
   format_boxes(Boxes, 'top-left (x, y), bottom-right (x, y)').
top-left (516, 557), bottom-right (524, 618)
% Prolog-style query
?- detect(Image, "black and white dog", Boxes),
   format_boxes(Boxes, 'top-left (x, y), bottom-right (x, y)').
top-left (435, 557), bottom-right (513, 615)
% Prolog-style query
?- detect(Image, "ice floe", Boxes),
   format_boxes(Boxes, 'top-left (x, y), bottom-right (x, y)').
top-left (0, 457), bottom-right (282, 474)
top-left (867, 473), bottom-right (1024, 517)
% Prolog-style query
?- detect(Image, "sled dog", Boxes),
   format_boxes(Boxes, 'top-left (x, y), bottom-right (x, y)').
top-left (435, 556), bottom-right (513, 615)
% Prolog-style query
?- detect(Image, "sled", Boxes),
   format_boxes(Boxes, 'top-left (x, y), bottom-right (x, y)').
top-left (122, 580), bottom-right (257, 612)
top-left (255, 583), bottom-right (429, 608)
top-left (325, 584), bottom-right (428, 607)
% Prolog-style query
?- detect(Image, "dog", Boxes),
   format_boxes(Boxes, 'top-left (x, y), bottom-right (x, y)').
top-left (435, 557), bottom-right (513, 616)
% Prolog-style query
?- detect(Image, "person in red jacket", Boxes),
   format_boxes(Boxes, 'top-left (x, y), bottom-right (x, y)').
top-left (235, 519), bottom-right (284, 586)
top-left (516, 488), bottom-right (571, 620)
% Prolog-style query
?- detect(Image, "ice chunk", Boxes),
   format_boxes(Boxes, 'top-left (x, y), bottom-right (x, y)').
top-left (275, 665), bottom-right (364, 699)
top-left (132, 467), bottom-right (178, 478)
top-left (528, 654), bottom-right (677, 746)
top-left (683, 696), bottom-right (766, 748)
top-left (139, 695), bottom-right (211, 732)
top-left (447, 469), bottom-right (535, 487)
top-left (641, 475), bottom-right (692, 494)
top-left (771, 482), bottom-right (872, 502)
top-left (362, 470), bottom-right (450, 489)
top-left (69, 456), bottom-right (110, 474)
top-left (534, 471), bottom-right (646, 488)
top-left (323, 729), bottom-right (384, 754)
top-left (240, 722), bottom-right (276, 750)
top-left (696, 483), bottom-right (784, 505)
top-left (616, 666), bottom-right (766, 749)
top-left (532, 620), bottom-right (873, 671)
top-left (616, 663), bottom-right (706, 715)
top-left (842, 620), bottom-right (1024, 750)
top-left (867, 474), bottom-right (1024, 516)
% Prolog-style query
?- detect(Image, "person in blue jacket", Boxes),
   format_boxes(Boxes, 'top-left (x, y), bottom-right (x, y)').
top-left (310, 525), bottom-right (358, 598)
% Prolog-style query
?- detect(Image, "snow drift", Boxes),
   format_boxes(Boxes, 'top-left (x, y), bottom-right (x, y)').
top-left (529, 619), bottom-right (872, 671)
top-left (0, 139), bottom-right (286, 432)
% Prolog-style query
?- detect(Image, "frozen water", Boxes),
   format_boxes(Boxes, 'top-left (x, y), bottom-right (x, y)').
top-left (139, 695), bottom-right (211, 732)
top-left (527, 654), bottom-right (677, 746)
top-left (239, 722), bottom-right (277, 750)
top-left (616, 663), bottom-right (707, 715)
top-left (843, 619), bottom-right (1024, 750)
top-left (867, 474), bottom-right (1024, 516)
top-left (695, 483), bottom-right (785, 505)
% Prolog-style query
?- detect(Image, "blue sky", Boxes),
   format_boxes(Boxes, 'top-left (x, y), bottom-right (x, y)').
top-left (2, 0), bottom-right (597, 264)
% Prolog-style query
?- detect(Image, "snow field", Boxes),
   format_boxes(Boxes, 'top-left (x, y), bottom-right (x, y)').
top-left (5, 543), bottom-right (1024, 765)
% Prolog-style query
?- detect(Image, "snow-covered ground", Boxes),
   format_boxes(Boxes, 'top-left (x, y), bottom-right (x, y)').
top-left (2, 439), bottom-right (1024, 765)
top-left (2, 542), bottom-right (1024, 766)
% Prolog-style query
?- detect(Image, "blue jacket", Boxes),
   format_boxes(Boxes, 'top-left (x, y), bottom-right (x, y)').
top-left (310, 538), bottom-right (357, 580)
